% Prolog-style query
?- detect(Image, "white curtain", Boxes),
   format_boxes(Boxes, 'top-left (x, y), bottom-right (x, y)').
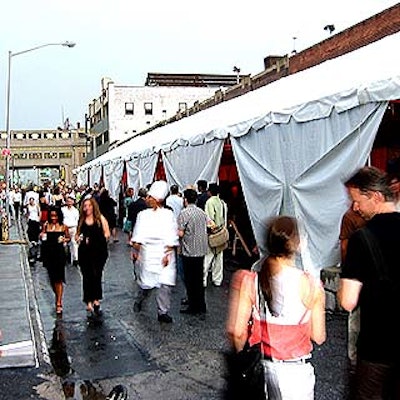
top-left (77, 169), bottom-right (88, 187)
top-left (126, 154), bottom-right (158, 198)
top-left (89, 164), bottom-right (102, 188)
top-left (103, 160), bottom-right (124, 204)
top-left (162, 139), bottom-right (224, 190)
top-left (231, 101), bottom-right (387, 276)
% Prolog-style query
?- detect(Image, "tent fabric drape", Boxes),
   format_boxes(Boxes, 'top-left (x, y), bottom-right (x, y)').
top-left (126, 154), bottom-right (158, 198)
top-left (103, 161), bottom-right (124, 206)
top-left (231, 101), bottom-right (387, 276)
top-left (77, 168), bottom-right (88, 187)
top-left (162, 139), bottom-right (224, 189)
top-left (89, 164), bottom-right (102, 187)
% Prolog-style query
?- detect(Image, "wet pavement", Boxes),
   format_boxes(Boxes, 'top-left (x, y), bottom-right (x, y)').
top-left (0, 223), bottom-right (353, 399)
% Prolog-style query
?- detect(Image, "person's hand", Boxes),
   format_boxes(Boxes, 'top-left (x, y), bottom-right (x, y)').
top-left (131, 250), bottom-right (140, 262)
top-left (162, 252), bottom-right (172, 267)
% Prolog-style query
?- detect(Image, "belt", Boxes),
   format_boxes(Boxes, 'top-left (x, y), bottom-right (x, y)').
top-left (264, 355), bottom-right (311, 364)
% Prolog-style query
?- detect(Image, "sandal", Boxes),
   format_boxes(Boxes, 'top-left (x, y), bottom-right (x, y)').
top-left (56, 305), bottom-right (63, 315)
top-left (93, 303), bottom-right (102, 316)
top-left (86, 303), bottom-right (94, 317)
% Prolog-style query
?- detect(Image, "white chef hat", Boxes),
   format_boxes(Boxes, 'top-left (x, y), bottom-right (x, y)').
top-left (148, 180), bottom-right (169, 201)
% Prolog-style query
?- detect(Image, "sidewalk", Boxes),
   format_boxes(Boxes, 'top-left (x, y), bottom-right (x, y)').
top-left (0, 222), bottom-right (37, 368)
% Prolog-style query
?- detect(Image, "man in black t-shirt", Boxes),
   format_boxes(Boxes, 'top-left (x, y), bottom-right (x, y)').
top-left (127, 187), bottom-right (148, 232)
top-left (338, 166), bottom-right (400, 399)
top-left (196, 180), bottom-right (209, 210)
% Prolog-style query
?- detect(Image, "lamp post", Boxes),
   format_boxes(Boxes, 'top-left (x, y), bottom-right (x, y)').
top-left (3, 41), bottom-right (75, 230)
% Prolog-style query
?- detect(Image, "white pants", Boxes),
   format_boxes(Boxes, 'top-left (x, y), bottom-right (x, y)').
top-left (67, 226), bottom-right (78, 262)
top-left (262, 360), bottom-right (315, 400)
top-left (203, 247), bottom-right (223, 286)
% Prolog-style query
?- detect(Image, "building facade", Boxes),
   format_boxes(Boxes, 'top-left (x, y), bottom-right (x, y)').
top-left (86, 74), bottom-right (246, 161)
top-left (0, 128), bottom-right (87, 187)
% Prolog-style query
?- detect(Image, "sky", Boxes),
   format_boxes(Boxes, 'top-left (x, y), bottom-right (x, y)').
top-left (0, 0), bottom-right (398, 130)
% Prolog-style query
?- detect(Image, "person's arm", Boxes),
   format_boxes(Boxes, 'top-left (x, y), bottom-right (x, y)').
top-left (40, 222), bottom-right (48, 238)
top-left (310, 282), bottom-right (326, 345)
top-left (130, 241), bottom-right (141, 262)
top-left (226, 270), bottom-right (254, 352)
top-left (177, 213), bottom-right (185, 238)
top-left (337, 278), bottom-right (362, 312)
top-left (340, 238), bottom-right (348, 263)
top-left (204, 199), bottom-right (214, 222)
top-left (63, 225), bottom-right (71, 242)
top-left (301, 275), bottom-right (326, 345)
top-left (337, 231), bottom-right (364, 312)
top-left (100, 215), bottom-right (111, 240)
top-left (37, 205), bottom-right (42, 221)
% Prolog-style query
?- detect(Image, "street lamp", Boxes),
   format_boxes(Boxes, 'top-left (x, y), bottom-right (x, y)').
top-left (3, 41), bottom-right (76, 229)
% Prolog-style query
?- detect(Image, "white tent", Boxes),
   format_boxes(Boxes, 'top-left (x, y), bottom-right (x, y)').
top-left (75, 31), bottom-right (400, 275)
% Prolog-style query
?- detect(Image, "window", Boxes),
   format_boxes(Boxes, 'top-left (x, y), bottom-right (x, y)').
top-left (59, 152), bottom-right (72, 159)
top-left (60, 131), bottom-right (71, 139)
top-left (144, 102), bottom-right (153, 115)
top-left (14, 153), bottom-right (28, 159)
top-left (28, 153), bottom-right (42, 159)
top-left (29, 133), bottom-right (40, 140)
top-left (125, 102), bottom-right (134, 115)
top-left (104, 131), bottom-right (109, 143)
top-left (44, 152), bottom-right (58, 159)
top-left (179, 102), bottom-right (187, 113)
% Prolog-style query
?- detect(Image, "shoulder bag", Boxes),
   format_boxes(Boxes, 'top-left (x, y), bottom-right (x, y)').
top-left (208, 199), bottom-right (229, 249)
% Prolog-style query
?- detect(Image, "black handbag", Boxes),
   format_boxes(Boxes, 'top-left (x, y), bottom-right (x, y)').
top-left (228, 278), bottom-right (266, 400)
top-left (236, 341), bottom-right (264, 385)
top-left (228, 341), bottom-right (265, 400)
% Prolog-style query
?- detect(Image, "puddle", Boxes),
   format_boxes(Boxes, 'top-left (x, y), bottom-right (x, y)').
top-left (48, 316), bottom-right (72, 378)
top-left (48, 317), bottom-right (106, 399)
top-left (48, 316), bottom-right (129, 399)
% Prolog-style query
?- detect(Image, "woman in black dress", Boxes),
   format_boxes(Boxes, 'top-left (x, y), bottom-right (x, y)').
top-left (76, 197), bottom-right (110, 316)
top-left (40, 206), bottom-right (70, 315)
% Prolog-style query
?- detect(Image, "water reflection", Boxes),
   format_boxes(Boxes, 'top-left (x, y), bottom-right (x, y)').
top-left (62, 381), bottom-right (128, 399)
top-left (49, 315), bottom-right (129, 399)
top-left (49, 316), bottom-right (72, 378)
top-left (62, 380), bottom-right (106, 400)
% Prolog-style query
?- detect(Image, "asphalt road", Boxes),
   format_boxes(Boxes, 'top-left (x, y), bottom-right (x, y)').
top-left (0, 225), bottom-right (352, 400)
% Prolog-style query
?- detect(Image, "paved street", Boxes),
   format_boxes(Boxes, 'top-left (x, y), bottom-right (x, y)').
top-left (0, 223), bottom-right (352, 400)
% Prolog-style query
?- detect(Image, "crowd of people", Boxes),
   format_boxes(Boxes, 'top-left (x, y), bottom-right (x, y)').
top-left (0, 181), bottom-right (115, 317)
top-left (1, 166), bottom-right (399, 399)
top-left (0, 179), bottom-right (231, 322)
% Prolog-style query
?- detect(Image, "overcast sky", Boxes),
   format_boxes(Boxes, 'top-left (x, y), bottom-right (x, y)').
top-left (0, 0), bottom-right (398, 130)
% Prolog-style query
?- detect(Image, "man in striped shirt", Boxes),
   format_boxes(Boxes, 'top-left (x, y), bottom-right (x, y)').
top-left (178, 189), bottom-right (209, 315)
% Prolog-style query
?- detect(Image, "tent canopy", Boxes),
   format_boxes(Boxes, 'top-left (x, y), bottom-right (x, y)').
top-left (75, 31), bottom-right (400, 172)
top-left (74, 32), bottom-right (400, 275)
